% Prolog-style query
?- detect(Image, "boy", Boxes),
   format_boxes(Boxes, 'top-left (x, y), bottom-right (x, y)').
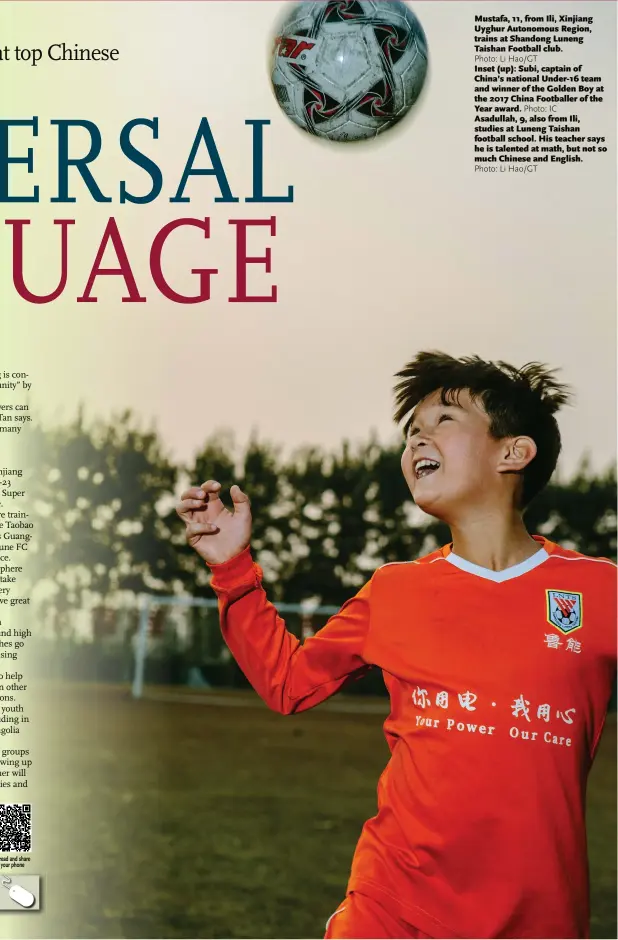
top-left (176, 352), bottom-right (616, 939)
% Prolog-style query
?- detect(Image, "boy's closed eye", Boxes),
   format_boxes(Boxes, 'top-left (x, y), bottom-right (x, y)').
top-left (408, 413), bottom-right (453, 439)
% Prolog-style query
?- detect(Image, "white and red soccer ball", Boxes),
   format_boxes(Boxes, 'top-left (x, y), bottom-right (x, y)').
top-left (270, 0), bottom-right (428, 142)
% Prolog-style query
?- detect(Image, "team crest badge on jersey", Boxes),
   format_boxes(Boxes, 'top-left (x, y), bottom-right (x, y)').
top-left (546, 590), bottom-right (583, 633)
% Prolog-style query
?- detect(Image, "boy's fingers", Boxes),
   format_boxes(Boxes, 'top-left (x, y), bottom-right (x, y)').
top-left (230, 485), bottom-right (251, 514)
top-left (177, 481), bottom-right (221, 519)
top-left (200, 480), bottom-right (222, 501)
top-left (186, 522), bottom-right (218, 541)
top-left (176, 498), bottom-right (207, 516)
top-left (180, 486), bottom-right (207, 501)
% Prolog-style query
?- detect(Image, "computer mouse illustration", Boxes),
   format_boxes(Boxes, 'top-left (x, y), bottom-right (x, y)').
top-left (9, 883), bottom-right (35, 908)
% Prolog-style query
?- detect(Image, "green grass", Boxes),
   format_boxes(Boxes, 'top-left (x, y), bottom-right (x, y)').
top-left (28, 685), bottom-right (616, 939)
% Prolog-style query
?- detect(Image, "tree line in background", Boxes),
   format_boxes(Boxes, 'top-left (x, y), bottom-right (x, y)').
top-left (25, 410), bottom-right (617, 615)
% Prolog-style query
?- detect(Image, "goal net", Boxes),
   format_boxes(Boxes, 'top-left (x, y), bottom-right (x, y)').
top-left (131, 594), bottom-right (339, 699)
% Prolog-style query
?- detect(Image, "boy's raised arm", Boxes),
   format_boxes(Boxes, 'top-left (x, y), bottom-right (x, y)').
top-left (177, 480), bottom-right (372, 714)
top-left (210, 548), bottom-right (371, 714)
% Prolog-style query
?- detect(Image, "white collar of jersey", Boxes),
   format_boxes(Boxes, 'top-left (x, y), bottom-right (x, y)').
top-left (445, 546), bottom-right (549, 582)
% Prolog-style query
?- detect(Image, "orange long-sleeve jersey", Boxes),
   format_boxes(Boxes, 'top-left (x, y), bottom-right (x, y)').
top-left (209, 536), bottom-right (616, 939)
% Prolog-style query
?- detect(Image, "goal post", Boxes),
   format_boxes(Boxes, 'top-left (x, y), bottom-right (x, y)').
top-left (131, 593), bottom-right (339, 699)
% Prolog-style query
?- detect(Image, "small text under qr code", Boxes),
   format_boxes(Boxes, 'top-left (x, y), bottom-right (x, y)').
top-left (0, 804), bottom-right (31, 853)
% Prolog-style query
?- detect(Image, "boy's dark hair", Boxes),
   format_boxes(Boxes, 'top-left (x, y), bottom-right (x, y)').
top-left (393, 351), bottom-right (571, 507)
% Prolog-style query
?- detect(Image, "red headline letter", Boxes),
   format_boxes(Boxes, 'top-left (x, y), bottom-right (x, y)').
top-left (6, 219), bottom-right (74, 304)
top-left (229, 216), bottom-right (277, 303)
top-left (78, 217), bottom-right (146, 303)
top-left (150, 218), bottom-right (218, 303)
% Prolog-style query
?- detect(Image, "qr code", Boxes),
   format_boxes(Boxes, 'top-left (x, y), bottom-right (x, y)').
top-left (0, 804), bottom-right (31, 853)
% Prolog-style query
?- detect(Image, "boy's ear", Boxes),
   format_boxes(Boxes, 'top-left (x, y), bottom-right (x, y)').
top-left (497, 436), bottom-right (537, 474)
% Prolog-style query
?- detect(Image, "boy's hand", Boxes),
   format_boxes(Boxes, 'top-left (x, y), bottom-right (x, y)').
top-left (176, 480), bottom-right (252, 566)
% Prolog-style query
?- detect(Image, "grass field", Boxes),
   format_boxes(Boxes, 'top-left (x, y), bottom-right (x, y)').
top-left (30, 685), bottom-right (616, 940)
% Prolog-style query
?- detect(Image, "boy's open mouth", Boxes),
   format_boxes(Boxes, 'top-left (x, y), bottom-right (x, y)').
top-left (415, 458), bottom-right (441, 479)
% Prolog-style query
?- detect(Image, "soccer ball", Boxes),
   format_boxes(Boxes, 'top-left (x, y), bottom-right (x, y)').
top-left (269, 0), bottom-right (428, 142)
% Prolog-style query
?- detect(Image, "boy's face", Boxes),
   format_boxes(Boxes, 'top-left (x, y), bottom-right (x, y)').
top-left (401, 388), bottom-right (510, 521)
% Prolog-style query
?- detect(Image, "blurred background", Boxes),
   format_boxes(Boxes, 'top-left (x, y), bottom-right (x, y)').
top-left (26, 411), bottom-right (618, 686)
